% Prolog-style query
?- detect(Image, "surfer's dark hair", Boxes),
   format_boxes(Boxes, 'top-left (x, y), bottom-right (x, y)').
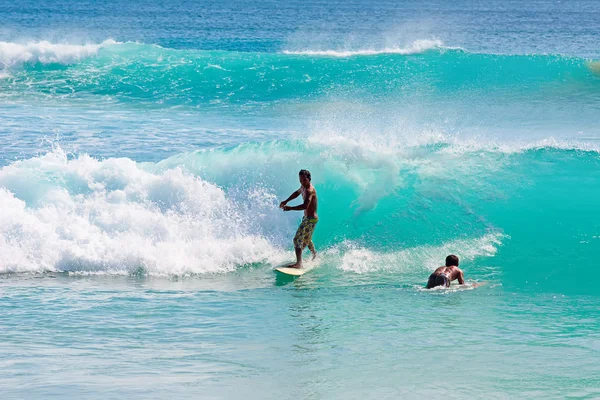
top-left (445, 255), bottom-right (459, 267)
top-left (299, 169), bottom-right (311, 181)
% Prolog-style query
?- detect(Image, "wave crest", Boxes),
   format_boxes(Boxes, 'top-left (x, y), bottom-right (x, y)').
top-left (0, 39), bottom-right (119, 68)
top-left (282, 39), bottom-right (445, 57)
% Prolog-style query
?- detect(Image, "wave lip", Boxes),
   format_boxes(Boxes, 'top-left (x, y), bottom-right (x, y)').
top-left (282, 39), bottom-right (445, 57)
top-left (0, 39), bottom-right (119, 68)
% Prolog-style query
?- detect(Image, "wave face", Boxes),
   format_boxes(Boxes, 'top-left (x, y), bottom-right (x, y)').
top-left (1, 138), bottom-right (600, 296)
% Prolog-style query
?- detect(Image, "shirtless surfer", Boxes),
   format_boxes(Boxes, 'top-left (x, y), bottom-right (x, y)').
top-left (279, 169), bottom-right (318, 269)
top-left (426, 255), bottom-right (465, 289)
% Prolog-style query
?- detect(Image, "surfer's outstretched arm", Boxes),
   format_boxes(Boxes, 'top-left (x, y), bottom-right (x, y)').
top-left (457, 269), bottom-right (465, 285)
top-left (280, 187), bottom-right (301, 208)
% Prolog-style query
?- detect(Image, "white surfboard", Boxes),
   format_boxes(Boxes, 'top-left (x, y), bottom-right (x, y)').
top-left (273, 261), bottom-right (316, 276)
top-left (274, 266), bottom-right (307, 276)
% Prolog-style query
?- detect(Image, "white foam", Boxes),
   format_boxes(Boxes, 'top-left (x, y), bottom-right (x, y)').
top-left (204, 64), bottom-right (228, 71)
top-left (309, 122), bottom-right (600, 158)
top-left (0, 147), bottom-right (287, 275)
top-left (282, 39), bottom-right (445, 57)
top-left (0, 39), bottom-right (119, 68)
top-left (328, 233), bottom-right (504, 274)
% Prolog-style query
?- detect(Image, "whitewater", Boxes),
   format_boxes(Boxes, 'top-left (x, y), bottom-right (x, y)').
top-left (1, 0), bottom-right (600, 398)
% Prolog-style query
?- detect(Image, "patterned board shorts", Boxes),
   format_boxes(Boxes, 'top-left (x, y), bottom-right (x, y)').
top-left (293, 217), bottom-right (318, 249)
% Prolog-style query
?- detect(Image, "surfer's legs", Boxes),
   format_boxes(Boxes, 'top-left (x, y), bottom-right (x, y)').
top-left (291, 218), bottom-right (309, 268)
top-left (293, 218), bottom-right (307, 249)
top-left (308, 241), bottom-right (316, 260)
top-left (290, 217), bottom-right (318, 268)
top-left (288, 246), bottom-right (303, 269)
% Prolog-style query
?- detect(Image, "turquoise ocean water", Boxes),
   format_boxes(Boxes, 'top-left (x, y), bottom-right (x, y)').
top-left (1, 0), bottom-right (600, 398)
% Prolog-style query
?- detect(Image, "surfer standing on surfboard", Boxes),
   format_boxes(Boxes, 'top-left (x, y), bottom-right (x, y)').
top-left (426, 255), bottom-right (466, 289)
top-left (279, 169), bottom-right (318, 269)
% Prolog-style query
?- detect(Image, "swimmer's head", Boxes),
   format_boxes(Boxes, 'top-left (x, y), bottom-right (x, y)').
top-left (445, 254), bottom-right (459, 267)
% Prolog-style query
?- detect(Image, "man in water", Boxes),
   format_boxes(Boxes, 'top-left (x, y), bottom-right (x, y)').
top-left (279, 169), bottom-right (318, 269)
top-left (426, 255), bottom-right (465, 289)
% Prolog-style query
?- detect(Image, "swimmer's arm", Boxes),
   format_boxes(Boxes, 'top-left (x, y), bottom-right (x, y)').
top-left (280, 187), bottom-right (302, 208)
top-left (285, 191), bottom-right (313, 211)
top-left (457, 270), bottom-right (465, 285)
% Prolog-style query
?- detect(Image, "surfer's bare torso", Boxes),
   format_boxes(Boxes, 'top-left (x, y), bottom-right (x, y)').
top-left (300, 185), bottom-right (318, 219)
